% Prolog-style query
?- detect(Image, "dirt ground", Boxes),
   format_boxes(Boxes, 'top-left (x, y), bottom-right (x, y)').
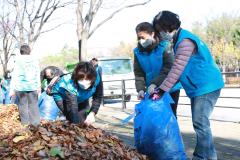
top-left (94, 105), bottom-right (240, 160)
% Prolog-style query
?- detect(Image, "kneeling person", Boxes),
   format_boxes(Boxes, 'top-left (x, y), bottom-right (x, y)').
top-left (52, 62), bottom-right (103, 125)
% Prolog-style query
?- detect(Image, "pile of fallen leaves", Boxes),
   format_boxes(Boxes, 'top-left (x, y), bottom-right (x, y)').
top-left (0, 105), bottom-right (146, 160)
top-left (0, 105), bottom-right (24, 136)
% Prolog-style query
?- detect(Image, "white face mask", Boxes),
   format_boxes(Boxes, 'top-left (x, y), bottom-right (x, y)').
top-left (159, 31), bottom-right (174, 40)
top-left (139, 38), bottom-right (154, 48)
top-left (78, 80), bottom-right (91, 89)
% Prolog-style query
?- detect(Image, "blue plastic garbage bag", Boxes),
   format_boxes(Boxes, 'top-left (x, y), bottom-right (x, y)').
top-left (0, 87), bottom-right (5, 104)
top-left (134, 93), bottom-right (187, 160)
top-left (0, 79), bottom-right (11, 104)
top-left (38, 91), bottom-right (60, 120)
top-left (4, 89), bottom-right (11, 104)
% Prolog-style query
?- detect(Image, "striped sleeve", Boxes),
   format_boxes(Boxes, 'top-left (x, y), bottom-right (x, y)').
top-left (159, 39), bottom-right (196, 92)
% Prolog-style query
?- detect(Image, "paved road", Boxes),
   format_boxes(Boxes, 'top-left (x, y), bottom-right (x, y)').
top-left (178, 88), bottom-right (240, 123)
top-left (107, 88), bottom-right (240, 123)
top-left (94, 104), bottom-right (240, 160)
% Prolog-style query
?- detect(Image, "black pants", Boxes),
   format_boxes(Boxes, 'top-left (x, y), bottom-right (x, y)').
top-left (62, 91), bottom-right (90, 124)
top-left (170, 90), bottom-right (180, 118)
top-left (77, 100), bottom-right (90, 123)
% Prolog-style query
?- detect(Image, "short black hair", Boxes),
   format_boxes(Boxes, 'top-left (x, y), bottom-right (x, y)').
top-left (20, 44), bottom-right (31, 55)
top-left (153, 10), bottom-right (181, 32)
top-left (91, 58), bottom-right (98, 61)
top-left (72, 61), bottom-right (96, 88)
top-left (4, 70), bottom-right (11, 79)
top-left (135, 22), bottom-right (155, 34)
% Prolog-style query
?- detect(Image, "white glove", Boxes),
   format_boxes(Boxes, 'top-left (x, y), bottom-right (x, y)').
top-left (9, 90), bottom-right (15, 98)
top-left (147, 84), bottom-right (157, 95)
top-left (137, 90), bottom-right (145, 100)
top-left (84, 112), bottom-right (96, 126)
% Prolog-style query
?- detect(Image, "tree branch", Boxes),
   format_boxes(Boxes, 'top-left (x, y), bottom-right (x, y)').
top-left (0, 6), bottom-right (17, 67)
top-left (32, 0), bottom-right (44, 22)
top-left (32, 0), bottom-right (73, 44)
top-left (88, 0), bottom-right (151, 38)
top-left (39, 21), bottom-right (69, 34)
top-left (26, 0), bottom-right (36, 20)
top-left (0, 53), bottom-right (4, 65)
top-left (83, 0), bottom-right (95, 31)
top-left (91, 0), bottom-right (103, 22)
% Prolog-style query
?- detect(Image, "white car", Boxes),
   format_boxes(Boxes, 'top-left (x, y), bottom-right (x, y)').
top-left (98, 57), bottom-right (136, 103)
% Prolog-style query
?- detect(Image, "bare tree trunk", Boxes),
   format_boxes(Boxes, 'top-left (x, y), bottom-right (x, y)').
top-left (76, 0), bottom-right (83, 61)
top-left (2, 63), bottom-right (7, 76)
top-left (80, 31), bottom-right (88, 61)
top-left (78, 40), bottom-right (82, 61)
top-left (14, 0), bottom-right (26, 45)
top-left (0, 52), bottom-right (8, 75)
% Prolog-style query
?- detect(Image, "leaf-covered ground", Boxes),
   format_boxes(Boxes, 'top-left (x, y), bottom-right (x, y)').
top-left (0, 105), bottom-right (146, 160)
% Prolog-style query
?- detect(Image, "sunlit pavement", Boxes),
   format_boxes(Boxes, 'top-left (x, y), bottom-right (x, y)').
top-left (115, 88), bottom-right (240, 123)
top-left (94, 98), bottom-right (240, 160)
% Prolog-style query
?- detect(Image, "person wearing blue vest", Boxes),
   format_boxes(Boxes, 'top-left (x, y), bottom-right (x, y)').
top-left (153, 11), bottom-right (224, 160)
top-left (133, 22), bottom-right (181, 117)
top-left (52, 62), bottom-right (103, 125)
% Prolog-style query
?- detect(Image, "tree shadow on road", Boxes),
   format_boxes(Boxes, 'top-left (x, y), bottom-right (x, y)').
top-left (182, 132), bottom-right (240, 160)
top-left (95, 117), bottom-right (240, 160)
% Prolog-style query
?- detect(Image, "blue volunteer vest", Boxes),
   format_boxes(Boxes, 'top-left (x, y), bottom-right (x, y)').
top-left (54, 70), bottom-right (101, 103)
top-left (134, 41), bottom-right (167, 87)
top-left (174, 29), bottom-right (224, 98)
top-left (134, 40), bottom-right (181, 92)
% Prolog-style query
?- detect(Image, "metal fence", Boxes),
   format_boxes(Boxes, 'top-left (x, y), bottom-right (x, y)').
top-left (102, 72), bottom-right (240, 110)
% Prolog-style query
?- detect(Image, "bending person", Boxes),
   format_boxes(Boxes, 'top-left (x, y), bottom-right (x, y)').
top-left (51, 62), bottom-right (103, 125)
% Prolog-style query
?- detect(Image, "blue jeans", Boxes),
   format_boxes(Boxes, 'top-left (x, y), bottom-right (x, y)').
top-left (191, 89), bottom-right (221, 160)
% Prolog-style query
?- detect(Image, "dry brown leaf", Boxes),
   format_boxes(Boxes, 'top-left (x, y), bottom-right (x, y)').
top-left (41, 135), bottom-right (51, 141)
top-left (0, 105), bottom-right (146, 160)
top-left (13, 135), bottom-right (27, 143)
